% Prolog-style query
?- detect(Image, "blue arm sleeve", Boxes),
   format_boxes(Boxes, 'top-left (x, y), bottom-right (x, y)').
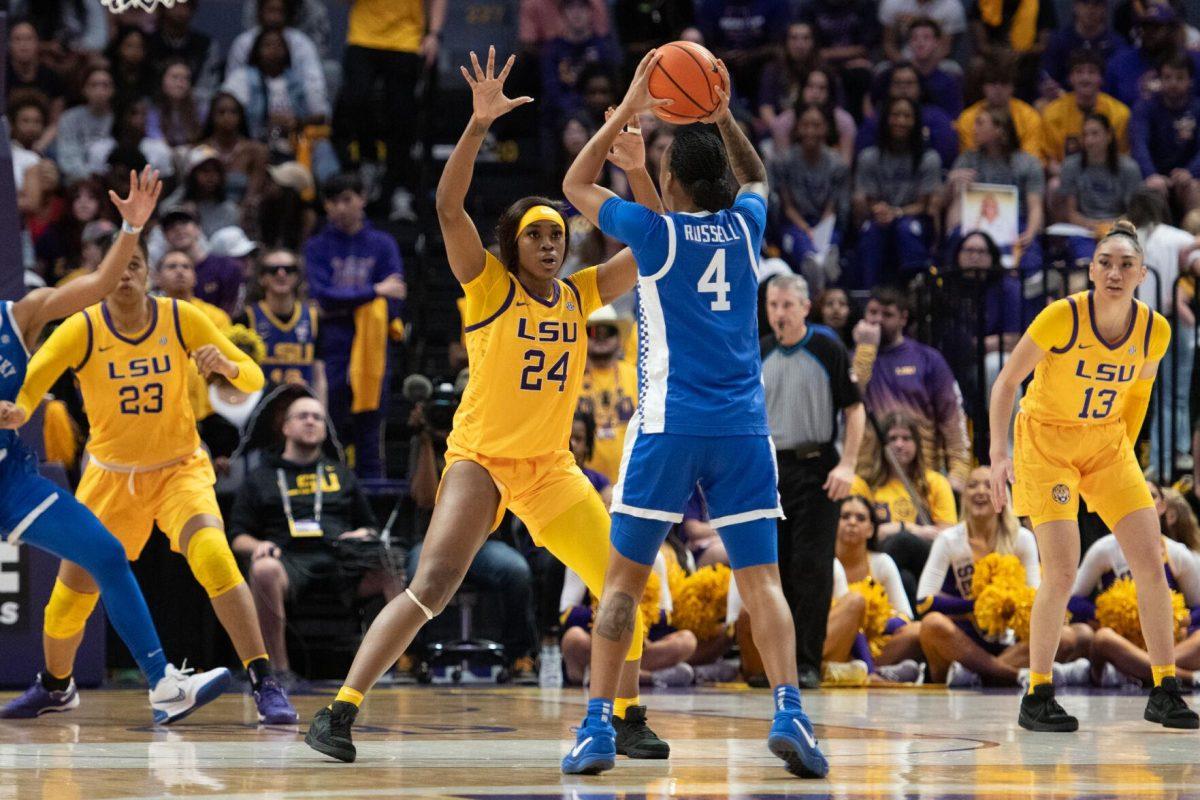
top-left (598, 197), bottom-right (668, 275)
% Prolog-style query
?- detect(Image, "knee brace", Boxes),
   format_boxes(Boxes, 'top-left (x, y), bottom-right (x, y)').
top-left (185, 527), bottom-right (244, 598)
top-left (44, 578), bottom-right (100, 640)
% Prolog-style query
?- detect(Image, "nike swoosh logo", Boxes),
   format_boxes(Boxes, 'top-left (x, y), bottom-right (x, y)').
top-left (1078, 344), bottom-right (1092, 350)
top-left (570, 736), bottom-right (593, 758)
top-left (793, 718), bottom-right (817, 749)
top-left (98, 345), bottom-right (114, 352)
top-left (515, 302), bottom-right (528, 307)
top-left (158, 688), bottom-right (186, 703)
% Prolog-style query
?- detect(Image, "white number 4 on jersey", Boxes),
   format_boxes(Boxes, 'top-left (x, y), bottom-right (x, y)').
top-left (698, 250), bottom-right (731, 311)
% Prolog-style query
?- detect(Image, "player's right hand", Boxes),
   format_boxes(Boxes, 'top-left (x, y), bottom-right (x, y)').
top-left (989, 457), bottom-right (1014, 513)
top-left (461, 45), bottom-right (533, 125)
top-left (110, 166), bottom-right (162, 229)
top-left (0, 401), bottom-right (27, 430)
top-left (605, 108), bottom-right (646, 172)
top-left (618, 49), bottom-right (672, 116)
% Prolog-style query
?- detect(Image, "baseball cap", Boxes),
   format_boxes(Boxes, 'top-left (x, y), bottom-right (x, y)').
top-left (209, 226), bottom-right (258, 258)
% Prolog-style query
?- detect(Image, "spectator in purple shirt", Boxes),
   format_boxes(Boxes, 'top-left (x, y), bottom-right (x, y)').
top-left (851, 285), bottom-right (971, 490)
top-left (160, 208), bottom-right (246, 316)
top-left (304, 173), bottom-right (407, 478)
top-left (1104, 3), bottom-right (1200, 107)
top-left (540, 0), bottom-right (621, 129)
top-left (798, 0), bottom-right (879, 118)
top-left (1040, 0), bottom-right (1131, 95)
top-left (698, 0), bottom-right (791, 104)
top-left (906, 18), bottom-right (964, 117)
top-left (1130, 53), bottom-right (1200, 210)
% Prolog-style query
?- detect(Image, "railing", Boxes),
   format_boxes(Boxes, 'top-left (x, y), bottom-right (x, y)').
top-left (911, 261), bottom-right (1194, 481)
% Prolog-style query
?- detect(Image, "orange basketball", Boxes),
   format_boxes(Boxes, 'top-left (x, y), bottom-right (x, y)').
top-left (647, 41), bottom-right (727, 124)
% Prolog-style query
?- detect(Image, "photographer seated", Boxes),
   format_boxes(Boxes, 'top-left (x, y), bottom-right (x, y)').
top-left (408, 381), bottom-right (539, 685)
top-left (230, 396), bottom-right (403, 678)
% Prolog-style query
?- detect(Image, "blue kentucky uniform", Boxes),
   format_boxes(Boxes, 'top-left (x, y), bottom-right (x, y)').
top-left (0, 301), bottom-right (167, 686)
top-left (597, 191), bottom-right (782, 569)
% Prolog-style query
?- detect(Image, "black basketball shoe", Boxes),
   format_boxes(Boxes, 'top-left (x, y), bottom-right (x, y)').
top-left (305, 701), bottom-right (359, 762)
top-left (1018, 684), bottom-right (1079, 732)
top-left (613, 705), bottom-right (670, 758)
top-left (1145, 677), bottom-right (1200, 729)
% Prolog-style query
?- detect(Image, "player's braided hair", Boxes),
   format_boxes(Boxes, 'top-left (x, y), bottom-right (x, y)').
top-left (1097, 218), bottom-right (1143, 258)
top-left (496, 196), bottom-right (572, 275)
top-left (668, 124), bottom-right (735, 213)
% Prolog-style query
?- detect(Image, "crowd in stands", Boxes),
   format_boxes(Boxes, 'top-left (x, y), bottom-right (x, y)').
top-left (9, 0), bottom-right (1200, 690)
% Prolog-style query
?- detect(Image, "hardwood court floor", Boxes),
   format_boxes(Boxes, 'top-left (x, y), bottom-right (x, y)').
top-left (1, 684), bottom-right (1198, 799)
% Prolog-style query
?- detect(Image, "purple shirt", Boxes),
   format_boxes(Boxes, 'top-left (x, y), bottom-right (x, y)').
top-left (304, 221), bottom-right (405, 320)
top-left (194, 253), bottom-right (245, 316)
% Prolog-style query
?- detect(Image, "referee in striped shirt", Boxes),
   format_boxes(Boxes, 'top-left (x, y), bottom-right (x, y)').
top-left (761, 274), bottom-right (866, 688)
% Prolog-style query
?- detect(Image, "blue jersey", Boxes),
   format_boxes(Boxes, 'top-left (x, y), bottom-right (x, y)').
top-left (246, 301), bottom-right (319, 389)
top-left (0, 301), bottom-right (29, 458)
top-left (598, 193), bottom-right (769, 437)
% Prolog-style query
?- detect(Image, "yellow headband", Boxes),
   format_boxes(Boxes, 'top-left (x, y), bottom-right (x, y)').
top-left (516, 205), bottom-right (566, 239)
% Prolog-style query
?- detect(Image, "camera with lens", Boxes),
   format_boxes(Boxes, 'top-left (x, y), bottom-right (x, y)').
top-left (402, 374), bottom-right (461, 436)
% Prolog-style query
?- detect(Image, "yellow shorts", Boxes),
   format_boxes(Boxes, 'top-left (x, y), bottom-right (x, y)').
top-left (441, 445), bottom-right (596, 539)
top-left (1012, 414), bottom-right (1152, 529)
top-left (76, 451), bottom-right (222, 560)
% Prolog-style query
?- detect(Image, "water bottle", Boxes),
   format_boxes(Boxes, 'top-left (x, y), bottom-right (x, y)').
top-left (538, 637), bottom-right (563, 689)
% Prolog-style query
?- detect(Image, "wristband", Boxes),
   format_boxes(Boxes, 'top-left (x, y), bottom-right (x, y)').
top-left (121, 220), bottom-right (143, 235)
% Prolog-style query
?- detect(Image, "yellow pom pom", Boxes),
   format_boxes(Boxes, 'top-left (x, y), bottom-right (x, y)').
top-left (1096, 577), bottom-right (1143, 646)
top-left (671, 564), bottom-right (732, 641)
top-left (224, 324), bottom-right (266, 365)
top-left (1009, 584), bottom-right (1037, 642)
top-left (665, 559), bottom-right (688, 600)
top-left (848, 577), bottom-right (893, 658)
top-left (1172, 590), bottom-right (1190, 643)
top-left (639, 569), bottom-right (663, 637)
top-left (970, 553), bottom-right (1026, 599)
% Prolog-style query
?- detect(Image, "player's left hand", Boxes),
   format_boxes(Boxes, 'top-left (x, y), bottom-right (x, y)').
top-left (823, 462), bottom-right (855, 501)
top-left (0, 401), bottom-right (27, 430)
top-left (605, 108), bottom-right (646, 172)
top-left (697, 60), bottom-right (732, 124)
top-left (618, 49), bottom-right (672, 116)
top-left (193, 345), bottom-right (237, 380)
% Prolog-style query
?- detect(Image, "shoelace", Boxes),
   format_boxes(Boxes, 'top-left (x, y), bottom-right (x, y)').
top-left (168, 660), bottom-right (196, 679)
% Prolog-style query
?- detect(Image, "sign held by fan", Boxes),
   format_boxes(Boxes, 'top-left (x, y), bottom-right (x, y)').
top-left (101, 0), bottom-right (183, 12)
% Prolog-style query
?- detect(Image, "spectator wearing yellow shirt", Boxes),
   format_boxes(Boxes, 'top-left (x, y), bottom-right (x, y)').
top-left (576, 305), bottom-right (636, 483)
top-left (956, 54), bottom-right (1045, 162)
top-left (334, 0), bottom-right (448, 221)
top-left (1041, 49), bottom-right (1129, 167)
top-left (851, 411), bottom-right (957, 591)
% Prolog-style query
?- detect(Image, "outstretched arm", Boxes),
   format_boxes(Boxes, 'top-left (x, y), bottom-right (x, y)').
top-left (11, 167), bottom-right (161, 346)
top-left (699, 64), bottom-right (767, 191)
top-left (563, 50), bottom-right (669, 225)
top-left (434, 46), bottom-right (533, 284)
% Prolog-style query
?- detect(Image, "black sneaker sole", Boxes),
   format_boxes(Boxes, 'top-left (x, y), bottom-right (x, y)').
top-left (1018, 712), bottom-right (1079, 732)
top-left (1144, 709), bottom-right (1200, 729)
top-left (616, 741), bottom-right (671, 759)
top-left (305, 729), bottom-right (357, 763)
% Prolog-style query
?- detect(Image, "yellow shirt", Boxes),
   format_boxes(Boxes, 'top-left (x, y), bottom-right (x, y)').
top-left (187, 296), bottom-right (231, 331)
top-left (348, 0), bottom-right (424, 53)
top-left (449, 253), bottom-right (603, 459)
top-left (18, 297), bottom-right (264, 467)
top-left (851, 471), bottom-right (957, 525)
top-left (957, 99), bottom-right (1046, 162)
top-left (578, 359), bottom-right (638, 482)
top-left (1021, 290), bottom-right (1169, 426)
top-left (1040, 93), bottom-right (1130, 163)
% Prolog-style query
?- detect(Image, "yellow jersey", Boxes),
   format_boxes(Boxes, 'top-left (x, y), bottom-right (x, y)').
top-left (18, 297), bottom-right (264, 467)
top-left (450, 252), bottom-right (603, 459)
top-left (851, 471), bottom-right (957, 525)
top-left (578, 359), bottom-right (638, 482)
top-left (1021, 290), bottom-right (1170, 426)
top-left (348, 0), bottom-right (424, 53)
top-left (188, 296), bottom-right (231, 331)
top-left (957, 98), bottom-right (1046, 161)
top-left (1040, 92), bottom-right (1130, 163)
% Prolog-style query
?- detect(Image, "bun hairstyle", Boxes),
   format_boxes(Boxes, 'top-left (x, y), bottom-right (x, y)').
top-left (1098, 218), bottom-right (1143, 258)
top-left (668, 124), bottom-right (736, 213)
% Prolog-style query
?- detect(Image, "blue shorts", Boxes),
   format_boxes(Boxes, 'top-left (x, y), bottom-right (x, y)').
top-left (0, 446), bottom-right (59, 544)
top-left (610, 432), bottom-right (782, 569)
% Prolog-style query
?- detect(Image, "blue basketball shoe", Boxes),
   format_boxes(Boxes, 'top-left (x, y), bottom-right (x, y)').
top-left (767, 707), bottom-right (830, 778)
top-left (561, 699), bottom-right (617, 775)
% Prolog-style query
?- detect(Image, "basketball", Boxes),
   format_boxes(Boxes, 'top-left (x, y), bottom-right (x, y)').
top-left (647, 41), bottom-right (727, 124)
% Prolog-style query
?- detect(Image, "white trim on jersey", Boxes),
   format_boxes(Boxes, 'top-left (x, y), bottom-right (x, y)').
top-left (708, 506), bottom-right (783, 529)
top-left (7, 492), bottom-right (58, 544)
top-left (637, 278), bottom-right (670, 433)
top-left (2, 301), bottom-right (31, 358)
top-left (645, 215), bottom-right (677, 282)
top-left (611, 502), bottom-right (685, 523)
top-left (609, 407), bottom-right (642, 510)
top-left (731, 213), bottom-right (761, 283)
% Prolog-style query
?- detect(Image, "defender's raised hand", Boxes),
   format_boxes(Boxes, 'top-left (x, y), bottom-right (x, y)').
top-left (110, 166), bottom-right (162, 230)
top-left (461, 46), bottom-right (533, 125)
